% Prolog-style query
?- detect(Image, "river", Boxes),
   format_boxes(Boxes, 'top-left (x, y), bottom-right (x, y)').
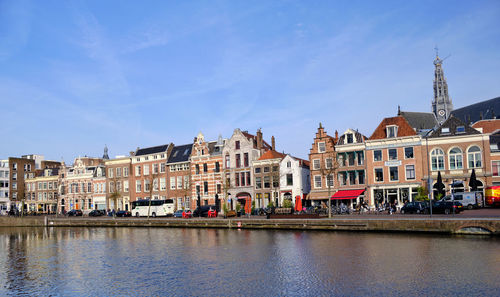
top-left (0, 227), bottom-right (498, 296)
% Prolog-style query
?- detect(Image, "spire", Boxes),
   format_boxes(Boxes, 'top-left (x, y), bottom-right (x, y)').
top-left (432, 48), bottom-right (453, 124)
top-left (103, 145), bottom-right (109, 160)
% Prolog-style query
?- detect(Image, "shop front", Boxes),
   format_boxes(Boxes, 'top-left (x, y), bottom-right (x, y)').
top-left (331, 189), bottom-right (365, 208)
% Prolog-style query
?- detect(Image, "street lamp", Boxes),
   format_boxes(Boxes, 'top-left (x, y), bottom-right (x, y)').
top-left (426, 135), bottom-right (433, 217)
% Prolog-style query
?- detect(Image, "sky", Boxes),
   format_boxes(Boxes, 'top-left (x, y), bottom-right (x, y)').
top-left (1, 0), bottom-right (499, 162)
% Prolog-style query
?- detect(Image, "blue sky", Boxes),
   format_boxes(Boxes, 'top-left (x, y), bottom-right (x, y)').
top-left (1, 0), bottom-right (499, 162)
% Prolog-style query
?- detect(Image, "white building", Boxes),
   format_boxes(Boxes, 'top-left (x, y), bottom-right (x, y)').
top-left (0, 160), bottom-right (10, 214)
top-left (279, 155), bottom-right (310, 207)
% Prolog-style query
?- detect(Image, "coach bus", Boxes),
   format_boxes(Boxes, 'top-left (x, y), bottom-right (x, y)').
top-left (131, 199), bottom-right (175, 217)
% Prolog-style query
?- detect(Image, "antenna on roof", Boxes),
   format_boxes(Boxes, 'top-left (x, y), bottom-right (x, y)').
top-left (398, 105), bottom-right (401, 115)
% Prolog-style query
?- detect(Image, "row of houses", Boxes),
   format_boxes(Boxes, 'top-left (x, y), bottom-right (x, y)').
top-left (2, 109), bottom-right (499, 214)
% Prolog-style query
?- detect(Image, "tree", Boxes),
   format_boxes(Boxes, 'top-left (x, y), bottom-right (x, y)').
top-left (180, 169), bottom-right (191, 210)
top-left (222, 169), bottom-right (232, 211)
top-left (415, 186), bottom-right (429, 201)
top-left (108, 176), bottom-right (122, 218)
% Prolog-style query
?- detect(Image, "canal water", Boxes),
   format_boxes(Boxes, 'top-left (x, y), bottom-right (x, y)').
top-left (0, 228), bottom-right (498, 296)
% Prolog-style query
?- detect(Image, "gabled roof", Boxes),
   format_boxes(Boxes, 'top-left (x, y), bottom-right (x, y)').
top-left (135, 144), bottom-right (169, 156)
top-left (369, 116), bottom-right (417, 140)
top-left (337, 129), bottom-right (367, 145)
top-left (451, 96), bottom-right (500, 124)
top-left (471, 119), bottom-right (500, 134)
top-left (399, 111), bottom-right (438, 131)
top-left (258, 150), bottom-right (286, 161)
top-left (167, 144), bottom-right (192, 164)
top-left (290, 155), bottom-right (310, 168)
top-left (241, 131), bottom-right (272, 150)
top-left (428, 115), bottom-right (480, 138)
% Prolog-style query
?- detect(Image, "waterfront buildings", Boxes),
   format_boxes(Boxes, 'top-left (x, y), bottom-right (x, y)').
top-left (25, 167), bottom-right (60, 213)
top-left (0, 160), bottom-right (9, 213)
top-left (130, 144), bottom-right (173, 202)
top-left (253, 147), bottom-right (285, 208)
top-left (308, 124), bottom-right (338, 207)
top-left (190, 133), bottom-right (225, 210)
top-left (167, 143), bottom-right (193, 210)
top-left (223, 128), bottom-right (271, 213)
top-left (104, 156), bottom-right (131, 211)
top-left (279, 154), bottom-right (310, 208)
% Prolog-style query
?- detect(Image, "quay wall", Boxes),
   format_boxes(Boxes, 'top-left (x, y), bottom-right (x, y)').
top-left (0, 217), bottom-right (499, 235)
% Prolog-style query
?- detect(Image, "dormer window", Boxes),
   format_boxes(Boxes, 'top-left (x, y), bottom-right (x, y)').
top-left (441, 127), bottom-right (450, 134)
top-left (386, 125), bottom-right (398, 138)
top-left (346, 133), bottom-right (354, 144)
top-left (456, 126), bottom-right (465, 133)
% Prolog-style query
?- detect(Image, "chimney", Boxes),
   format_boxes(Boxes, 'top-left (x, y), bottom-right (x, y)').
top-left (256, 128), bottom-right (263, 149)
top-left (398, 105), bottom-right (401, 115)
top-left (271, 136), bottom-right (276, 151)
top-left (335, 130), bottom-right (339, 139)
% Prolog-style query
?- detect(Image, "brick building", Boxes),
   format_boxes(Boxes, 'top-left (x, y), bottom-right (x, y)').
top-left (105, 156), bottom-right (131, 211)
top-left (130, 144), bottom-right (173, 202)
top-left (167, 143), bottom-right (193, 210)
top-left (253, 147), bottom-right (284, 208)
top-left (308, 123), bottom-right (338, 207)
top-left (25, 167), bottom-right (60, 213)
top-left (0, 160), bottom-right (9, 213)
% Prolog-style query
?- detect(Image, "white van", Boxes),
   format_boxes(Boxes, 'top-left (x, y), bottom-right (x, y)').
top-left (441, 192), bottom-right (477, 209)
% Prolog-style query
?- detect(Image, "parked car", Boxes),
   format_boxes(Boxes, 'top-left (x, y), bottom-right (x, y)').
top-left (67, 209), bottom-right (83, 217)
top-left (173, 210), bottom-right (184, 218)
top-left (88, 210), bottom-right (105, 217)
top-left (116, 210), bottom-right (131, 217)
top-left (441, 192), bottom-right (478, 209)
top-left (431, 201), bottom-right (463, 214)
top-left (400, 201), bottom-right (429, 214)
top-left (192, 205), bottom-right (216, 217)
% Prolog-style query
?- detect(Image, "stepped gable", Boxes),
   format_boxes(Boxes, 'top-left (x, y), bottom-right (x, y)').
top-left (369, 116), bottom-right (417, 140)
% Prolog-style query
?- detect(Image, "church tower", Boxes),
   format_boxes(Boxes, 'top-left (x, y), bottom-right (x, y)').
top-left (432, 51), bottom-right (453, 124)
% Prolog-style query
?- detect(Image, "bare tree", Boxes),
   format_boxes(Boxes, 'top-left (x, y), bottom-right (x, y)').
top-left (145, 171), bottom-right (160, 219)
top-left (107, 176), bottom-right (121, 218)
top-left (318, 150), bottom-right (339, 218)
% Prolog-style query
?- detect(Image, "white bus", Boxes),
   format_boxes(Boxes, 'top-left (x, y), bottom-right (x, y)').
top-left (131, 199), bottom-right (175, 217)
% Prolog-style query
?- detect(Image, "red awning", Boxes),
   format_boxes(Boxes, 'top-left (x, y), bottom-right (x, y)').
top-left (331, 189), bottom-right (365, 200)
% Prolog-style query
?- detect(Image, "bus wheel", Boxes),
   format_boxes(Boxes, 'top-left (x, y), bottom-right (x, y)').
top-left (467, 204), bottom-right (473, 210)
top-left (135, 212), bottom-right (139, 217)
top-left (152, 212), bottom-right (156, 218)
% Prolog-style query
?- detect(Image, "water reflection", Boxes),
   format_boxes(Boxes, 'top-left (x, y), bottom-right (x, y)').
top-left (0, 228), bottom-right (498, 296)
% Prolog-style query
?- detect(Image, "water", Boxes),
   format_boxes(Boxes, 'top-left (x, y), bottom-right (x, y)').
top-left (0, 227), bottom-right (498, 296)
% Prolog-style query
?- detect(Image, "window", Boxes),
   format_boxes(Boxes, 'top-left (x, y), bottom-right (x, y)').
top-left (184, 176), bottom-right (189, 188)
top-left (338, 155), bottom-right (345, 167)
top-left (286, 161), bottom-right (291, 168)
top-left (177, 176), bottom-right (182, 189)
top-left (108, 168), bottom-right (113, 178)
top-left (314, 175), bottom-right (322, 188)
top-left (346, 134), bottom-right (353, 144)
top-left (235, 173), bottom-right (240, 186)
top-left (255, 167), bottom-right (261, 174)
top-left (449, 147), bottom-right (463, 170)
top-left (325, 158), bottom-right (333, 169)
top-left (170, 165), bottom-right (176, 172)
top-left (386, 125), bottom-right (398, 138)
top-left (215, 162), bottom-right (220, 173)
top-left (468, 146), bottom-right (482, 168)
top-left (456, 126), bottom-right (465, 133)
top-left (348, 153), bottom-right (355, 166)
top-left (286, 174), bottom-right (293, 186)
top-left (375, 168), bottom-right (383, 182)
top-left (256, 177), bottom-right (262, 189)
top-left (88, 182), bottom-right (92, 192)
top-left (327, 174), bottom-right (334, 187)
top-left (144, 165), bottom-right (149, 176)
top-left (124, 181), bottom-right (129, 192)
top-left (235, 141), bottom-right (240, 150)
top-left (357, 152), bottom-right (364, 165)
top-left (12, 173), bottom-right (17, 181)
top-left (264, 167), bottom-right (270, 173)
top-left (217, 184), bottom-right (221, 194)
top-left (160, 178), bottom-right (166, 190)
top-left (196, 185), bottom-right (200, 196)
top-left (441, 127), bottom-right (450, 134)
top-left (358, 171), bottom-right (365, 184)
top-left (388, 149), bottom-right (397, 160)
top-left (236, 154), bottom-right (241, 168)
top-left (404, 147), bottom-right (414, 159)
top-left (203, 182), bottom-right (208, 195)
top-left (124, 167), bottom-right (129, 177)
top-left (225, 155), bottom-right (230, 168)
top-left (313, 159), bottom-right (320, 170)
top-left (272, 175), bottom-right (278, 188)
top-left (246, 172), bottom-right (251, 186)
top-left (318, 142), bottom-right (326, 153)
top-left (431, 148), bottom-right (445, 171)
top-left (160, 163), bottom-right (166, 173)
top-left (264, 176), bottom-right (270, 188)
top-left (195, 164), bottom-right (200, 175)
top-left (153, 164), bottom-right (159, 174)
top-left (203, 163), bottom-right (208, 173)
top-left (349, 172), bottom-right (356, 185)
top-left (244, 153), bottom-right (249, 167)
top-left (389, 167), bottom-right (398, 181)
top-left (136, 180), bottom-right (141, 192)
top-left (116, 167), bottom-right (122, 177)
top-left (170, 177), bottom-right (176, 190)
top-left (493, 161), bottom-right (500, 176)
top-left (406, 165), bottom-right (415, 180)
top-left (135, 166), bottom-right (141, 176)
top-left (374, 150), bottom-right (382, 161)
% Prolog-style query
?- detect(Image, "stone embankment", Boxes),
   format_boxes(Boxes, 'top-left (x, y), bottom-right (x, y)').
top-left (1, 216), bottom-right (499, 235)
